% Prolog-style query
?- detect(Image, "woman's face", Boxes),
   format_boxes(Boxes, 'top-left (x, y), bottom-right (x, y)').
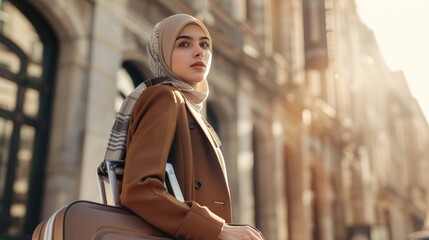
top-left (171, 24), bottom-right (212, 86)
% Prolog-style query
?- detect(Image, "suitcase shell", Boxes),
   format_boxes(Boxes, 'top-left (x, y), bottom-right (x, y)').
top-left (32, 200), bottom-right (172, 240)
top-left (32, 160), bottom-right (181, 239)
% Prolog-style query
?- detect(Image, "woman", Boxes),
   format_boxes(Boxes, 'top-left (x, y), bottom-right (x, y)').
top-left (119, 14), bottom-right (264, 240)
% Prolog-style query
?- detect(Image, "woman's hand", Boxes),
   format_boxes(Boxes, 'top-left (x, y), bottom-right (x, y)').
top-left (218, 224), bottom-right (265, 240)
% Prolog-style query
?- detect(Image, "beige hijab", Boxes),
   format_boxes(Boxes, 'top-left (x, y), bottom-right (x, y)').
top-left (104, 14), bottom-right (221, 165)
top-left (147, 14), bottom-right (211, 112)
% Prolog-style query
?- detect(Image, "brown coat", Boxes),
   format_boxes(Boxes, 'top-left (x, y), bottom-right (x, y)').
top-left (120, 84), bottom-right (232, 239)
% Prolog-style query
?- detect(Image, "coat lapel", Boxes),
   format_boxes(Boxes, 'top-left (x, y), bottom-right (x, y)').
top-left (186, 103), bottom-right (230, 184)
top-left (185, 101), bottom-right (219, 151)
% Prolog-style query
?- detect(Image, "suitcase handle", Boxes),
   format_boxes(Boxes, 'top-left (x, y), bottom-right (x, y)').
top-left (165, 163), bottom-right (184, 202)
top-left (97, 160), bottom-right (184, 206)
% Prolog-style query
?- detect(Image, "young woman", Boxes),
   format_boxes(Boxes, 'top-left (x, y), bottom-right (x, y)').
top-left (119, 14), bottom-right (264, 240)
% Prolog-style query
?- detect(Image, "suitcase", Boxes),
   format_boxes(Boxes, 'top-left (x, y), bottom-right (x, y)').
top-left (32, 160), bottom-right (182, 239)
top-left (31, 200), bottom-right (171, 240)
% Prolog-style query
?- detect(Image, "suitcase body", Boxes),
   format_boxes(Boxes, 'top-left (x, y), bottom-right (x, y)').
top-left (32, 160), bottom-right (182, 239)
top-left (32, 200), bottom-right (172, 240)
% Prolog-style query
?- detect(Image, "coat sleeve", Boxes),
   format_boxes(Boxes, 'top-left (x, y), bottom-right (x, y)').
top-left (120, 86), bottom-right (225, 240)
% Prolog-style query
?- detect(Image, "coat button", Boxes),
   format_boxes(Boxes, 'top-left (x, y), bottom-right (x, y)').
top-left (189, 122), bottom-right (197, 129)
top-left (177, 234), bottom-right (186, 240)
top-left (195, 181), bottom-right (202, 190)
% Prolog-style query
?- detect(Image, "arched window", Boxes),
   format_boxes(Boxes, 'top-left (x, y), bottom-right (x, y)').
top-left (0, 0), bottom-right (58, 238)
top-left (115, 61), bottom-right (146, 112)
top-left (207, 102), bottom-right (220, 134)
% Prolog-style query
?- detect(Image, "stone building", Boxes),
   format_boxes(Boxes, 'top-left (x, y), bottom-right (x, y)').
top-left (0, 0), bottom-right (427, 239)
top-left (300, 0), bottom-right (429, 239)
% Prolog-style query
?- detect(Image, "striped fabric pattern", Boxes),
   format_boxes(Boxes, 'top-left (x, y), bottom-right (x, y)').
top-left (104, 77), bottom-right (170, 162)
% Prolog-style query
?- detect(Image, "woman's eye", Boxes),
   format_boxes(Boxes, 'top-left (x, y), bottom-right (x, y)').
top-left (178, 42), bottom-right (190, 47)
top-left (200, 42), bottom-right (210, 49)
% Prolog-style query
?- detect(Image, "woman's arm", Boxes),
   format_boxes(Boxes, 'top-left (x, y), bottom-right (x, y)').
top-left (121, 85), bottom-right (225, 239)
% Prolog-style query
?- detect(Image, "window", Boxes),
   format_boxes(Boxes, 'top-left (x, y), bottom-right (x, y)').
top-left (0, 1), bottom-right (57, 238)
top-left (115, 61), bottom-right (147, 111)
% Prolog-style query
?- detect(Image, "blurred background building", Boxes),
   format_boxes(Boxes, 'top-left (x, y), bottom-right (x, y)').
top-left (0, 0), bottom-right (428, 239)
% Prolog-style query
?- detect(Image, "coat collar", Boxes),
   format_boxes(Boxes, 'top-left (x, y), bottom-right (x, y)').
top-left (185, 101), bottom-right (221, 151)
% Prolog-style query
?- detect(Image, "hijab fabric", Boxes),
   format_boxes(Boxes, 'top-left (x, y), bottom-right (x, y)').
top-left (147, 14), bottom-right (222, 149)
top-left (147, 14), bottom-right (211, 112)
top-left (104, 14), bottom-right (220, 164)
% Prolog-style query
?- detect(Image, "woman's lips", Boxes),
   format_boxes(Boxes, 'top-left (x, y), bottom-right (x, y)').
top-left (191, 61), bottom-right (206, 69)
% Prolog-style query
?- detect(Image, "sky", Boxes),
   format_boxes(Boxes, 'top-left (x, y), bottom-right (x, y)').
top-left (354, 0), bottom-right (429, 122)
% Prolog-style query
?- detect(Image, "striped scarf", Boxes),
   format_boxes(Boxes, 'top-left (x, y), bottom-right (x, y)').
top-left (104, 77), bottom-right (168, 161)
top-left (103, 76), bottom-right (217, 162)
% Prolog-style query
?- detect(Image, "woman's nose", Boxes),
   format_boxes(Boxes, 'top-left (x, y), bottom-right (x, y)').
top-left (194, 47), bottom-right (204, 58)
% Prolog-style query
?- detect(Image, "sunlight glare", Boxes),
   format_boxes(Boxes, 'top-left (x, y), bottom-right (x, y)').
top-left (355, 0), bottom-right (429, 121)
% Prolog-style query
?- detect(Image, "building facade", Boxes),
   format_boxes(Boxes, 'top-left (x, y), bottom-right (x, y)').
top-left (0, 0), bottom-right (427, 239)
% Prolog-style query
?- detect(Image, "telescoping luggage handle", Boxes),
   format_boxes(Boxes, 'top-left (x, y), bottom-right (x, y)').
top-left (97, 160), bottom-right (184, 206)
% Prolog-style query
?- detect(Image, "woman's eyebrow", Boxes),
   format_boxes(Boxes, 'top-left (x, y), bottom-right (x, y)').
top-left (176, 35), bottom-right (210, 41)
top-left (176, 35), bottom-right (191, 41)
